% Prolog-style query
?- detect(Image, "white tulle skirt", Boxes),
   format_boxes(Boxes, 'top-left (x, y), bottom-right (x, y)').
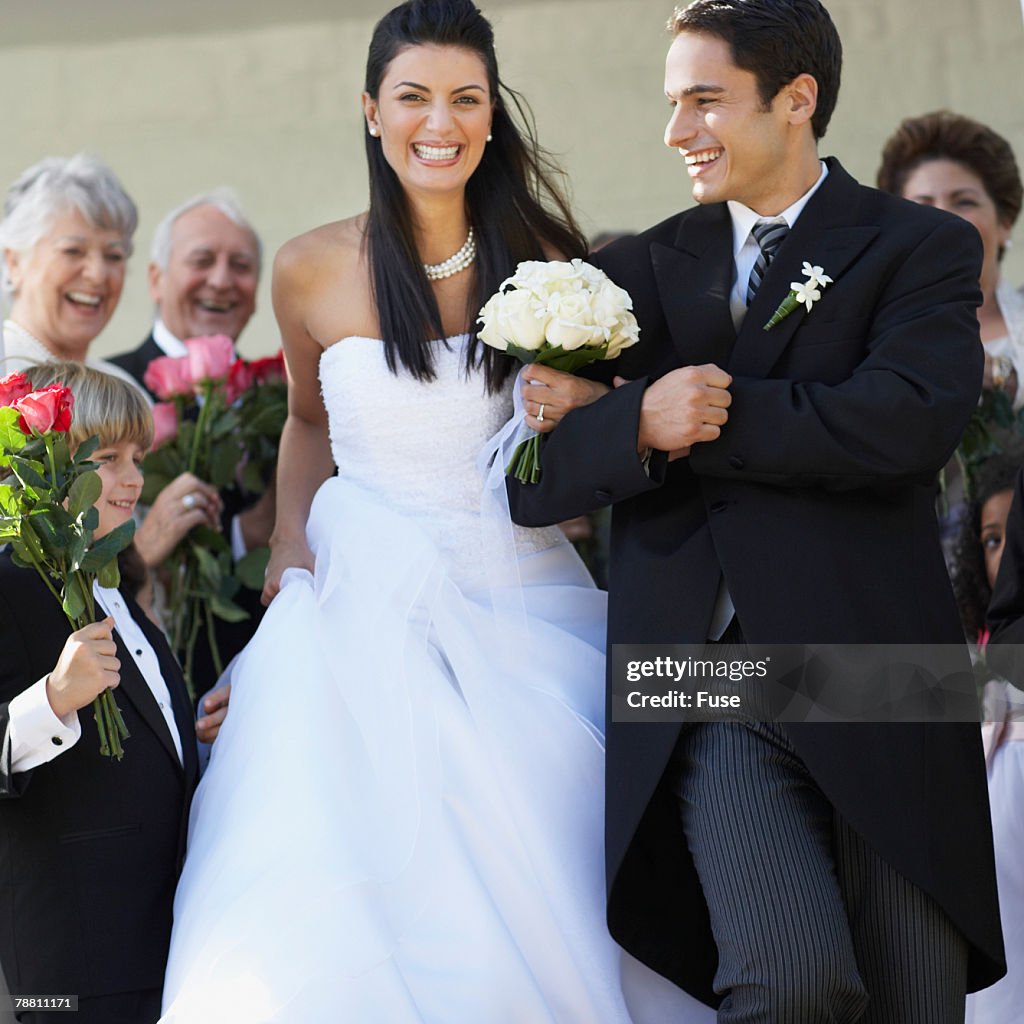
top-left (159, 477), bottom-right (711, 1023)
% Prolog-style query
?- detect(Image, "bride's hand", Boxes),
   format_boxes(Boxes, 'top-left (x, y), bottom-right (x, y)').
top-left (521, 365), bottom-right (610, 434)
top-left (261, 534), bottom-right (315, 606)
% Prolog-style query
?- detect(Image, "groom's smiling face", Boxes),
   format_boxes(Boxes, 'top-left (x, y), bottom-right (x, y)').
top-left (664, 31), bottom-right (811, 215)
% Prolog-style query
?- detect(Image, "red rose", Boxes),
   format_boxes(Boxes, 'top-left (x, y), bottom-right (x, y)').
top-left (185, 335), bottom-right (235, 385)
top-left (0, 372), bottom-right (33, 408)
top-left (249, 352), bottom-right (286, 386)
top-left (144, 355), bottom-right (194, 400)
top-left (151, 402), bottom-right (179, 449)
top-left (14, 384), bottom-right (74, 435)
top-left (226, 358), bottom-right (255, 404)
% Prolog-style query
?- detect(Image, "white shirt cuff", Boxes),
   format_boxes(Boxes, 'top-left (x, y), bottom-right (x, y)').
top-left (230, 514), bottom-right (248, 560)
top-left (8, 676), bottom-right (81, 773)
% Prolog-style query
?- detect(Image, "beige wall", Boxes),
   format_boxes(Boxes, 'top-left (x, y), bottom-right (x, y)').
top-left (0, 0), bottom-right (1021, 357)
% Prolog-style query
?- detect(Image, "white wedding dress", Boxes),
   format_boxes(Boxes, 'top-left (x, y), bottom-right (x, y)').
top-left (160, 336), bottom-right (712, 1023)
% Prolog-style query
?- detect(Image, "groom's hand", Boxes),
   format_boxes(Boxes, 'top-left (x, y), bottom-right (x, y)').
top-left (636, 364), bottom-right (732, 453)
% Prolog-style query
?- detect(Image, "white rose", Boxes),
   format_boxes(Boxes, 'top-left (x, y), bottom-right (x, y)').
top-left (605, 312), bottom-right (640, 358)
top-left (495, 287), bottom-right (549, 351)
top-left (477, 295), bottom-right (507, 351)
top-left (545, 291), bottom-right (601, 350)
top-left (574, 259), bottom-right (608, 290)
top-left (510, 261), bottom-right (554, 290)
top-left (591, 279), bottom-right (632, 329)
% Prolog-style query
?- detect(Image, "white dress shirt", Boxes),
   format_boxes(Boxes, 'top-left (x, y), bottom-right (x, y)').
top-left (151, 317), bottom-right (189, 358)
top-left (7, 581), bottom-right (184, 772)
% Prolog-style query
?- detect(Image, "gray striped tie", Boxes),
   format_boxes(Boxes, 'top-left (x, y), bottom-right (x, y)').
top-left (746, 220), bottom-right (790, 306)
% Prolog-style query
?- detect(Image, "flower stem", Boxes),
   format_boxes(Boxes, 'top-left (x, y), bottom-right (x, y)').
top-left (188, 383), bottom-right (213, 475)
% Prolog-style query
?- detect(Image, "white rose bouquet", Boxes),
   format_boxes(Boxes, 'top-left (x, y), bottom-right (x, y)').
top-left (478, 259), bottom-right (639, 483)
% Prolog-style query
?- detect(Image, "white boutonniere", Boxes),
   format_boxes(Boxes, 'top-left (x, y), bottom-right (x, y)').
top-left (763, 262), bottom-right (834, 331)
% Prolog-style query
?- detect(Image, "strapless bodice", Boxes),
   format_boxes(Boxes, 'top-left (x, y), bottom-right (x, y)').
top-left (318, 336), bottom-right (565, 585)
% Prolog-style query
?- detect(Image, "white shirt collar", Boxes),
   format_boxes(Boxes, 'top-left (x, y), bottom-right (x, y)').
top-left (727, 160), bottom-right (829, 259)
top-left (152, 318), bottom-right (188, 358)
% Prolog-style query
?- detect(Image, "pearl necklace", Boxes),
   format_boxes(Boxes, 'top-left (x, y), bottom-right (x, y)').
top-left (423, 227), bottom-right (476, 281)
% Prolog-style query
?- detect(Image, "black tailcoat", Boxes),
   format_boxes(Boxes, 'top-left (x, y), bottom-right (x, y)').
top-left (509, 160), bottom-right (1004, 1002)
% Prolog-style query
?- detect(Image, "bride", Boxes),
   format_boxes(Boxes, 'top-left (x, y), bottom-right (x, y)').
top-left (159, 1), bottom-right (712, 1021)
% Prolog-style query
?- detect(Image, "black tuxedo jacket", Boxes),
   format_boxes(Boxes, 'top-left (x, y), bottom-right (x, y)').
top-left (0, 551), bottom-right (199, 999)
top-left (109, 334), bottom-right (164, 401)
top-left (110, 331), bottom-right (266, 698)
top-left (509, 160), bottom-right (1004, 1001)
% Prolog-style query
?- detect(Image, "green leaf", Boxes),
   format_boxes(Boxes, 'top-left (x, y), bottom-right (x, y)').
top-left (79, 519), bottom-right (136, 573)
top-left (208, 440), bottom-right (242, 489)
top-left (142, 444), bottom-right (186, 479)
top-left (51, 435), bottom-right (71, 469)
top-left (0, 408), bottom-right (27, 453)
top-left (534, 345), bottom-right (608, 374)
top-left (11, 457), bottom-right (47, 493)
top-left (97, 559), bottom-right (121, 589)
top-left (211, 409), bottom-right (239, 439)
top-left (74, 435), bottom-right (100, 464)
top-left (243, 404), bottom-right (287, 436)
top-left (235, 546), bottom-right (271, 590)
top-left (192, 543), bottom-right (223, 588)
top-left (240, 460), bottom-right (267, 495)
top-left (0, 484), bottom-right (17, 514)
top-left (140, 473), bottom-right (172, 507)
top-left (29, 512), bottom-right (66, 559)
top-left (191, 524), bottom-right (231, 553)
top-left (83, 507), bottom-right (99, 532)
top-left (67, 531), bottom-right (87, 573)
top-left (208, 594), bottom-right (249, 623)
top-left (68, 469), bottom-right (102, 518)
top-left (8, 540), bottom-right (33, 569)
top-left (62, 580), bottom-right (85, 621)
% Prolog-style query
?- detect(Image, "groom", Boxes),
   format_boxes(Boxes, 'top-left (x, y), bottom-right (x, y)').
top-left (509, 0), bottom-right (1005, 1019)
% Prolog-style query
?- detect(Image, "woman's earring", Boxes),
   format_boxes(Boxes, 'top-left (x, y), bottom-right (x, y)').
top-left (486, 133), bottom-right (493, 142)
top-left (369, 125), bottom-right (379, 137)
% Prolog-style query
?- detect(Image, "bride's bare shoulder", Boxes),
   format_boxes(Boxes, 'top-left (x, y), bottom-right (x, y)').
top-left (273, 215), bottom-right (376, 343)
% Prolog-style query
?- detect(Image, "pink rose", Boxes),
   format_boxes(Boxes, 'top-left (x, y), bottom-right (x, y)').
top-left (0, 372), bottom-right (33, 408)
top-left (185, 335), bottom-right (235, 385)
top-left (144, 356), bottom-right (194, 400)
top-left (226, 358), bottom-right (255, 404)
top-left (151, 402), bottom-right (179, 449)
top-left (14, 384), bottom-right (74, 435)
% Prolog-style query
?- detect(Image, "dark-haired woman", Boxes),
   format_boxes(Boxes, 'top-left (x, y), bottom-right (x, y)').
top-left (965, 459), bottom-right (1024, 1023)
top-left (878, 111), bottom-right (1023, 405)
top-left (159, 2), bottom-right (711, 1021)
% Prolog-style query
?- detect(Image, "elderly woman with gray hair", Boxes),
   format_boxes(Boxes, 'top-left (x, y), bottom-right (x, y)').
top-left (0, 153), bottom-right (221, 596)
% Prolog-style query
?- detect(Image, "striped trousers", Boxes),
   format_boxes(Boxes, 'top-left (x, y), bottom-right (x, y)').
top-left (670, 720), bottom-right (968, 1023)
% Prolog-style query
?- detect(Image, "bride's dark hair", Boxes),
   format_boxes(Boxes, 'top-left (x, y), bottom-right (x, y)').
top-left (364, 0), bottom-right (588, 391)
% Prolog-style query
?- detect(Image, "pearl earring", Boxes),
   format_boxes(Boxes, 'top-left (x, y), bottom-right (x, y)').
top-left (369, 126), bottom-right (379, 137)
top-left (486, 133), bottom-right (493, 142)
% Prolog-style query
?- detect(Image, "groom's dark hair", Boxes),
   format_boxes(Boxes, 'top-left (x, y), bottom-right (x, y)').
top-left (670, 0), bottom-right (842, 140)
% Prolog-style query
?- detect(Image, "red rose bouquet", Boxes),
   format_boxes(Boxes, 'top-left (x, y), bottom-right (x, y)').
top-left (0, 372), bottom-right (134, 758)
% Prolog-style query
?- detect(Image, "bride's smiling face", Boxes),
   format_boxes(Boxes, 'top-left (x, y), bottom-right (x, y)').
top-left (363, 44), bottom-right (493, 198)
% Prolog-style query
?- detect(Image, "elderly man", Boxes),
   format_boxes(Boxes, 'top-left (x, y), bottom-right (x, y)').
top-left (111, 191), bottom-right (260, 390)
top-left (112, 193), bottom-right (272, 697)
